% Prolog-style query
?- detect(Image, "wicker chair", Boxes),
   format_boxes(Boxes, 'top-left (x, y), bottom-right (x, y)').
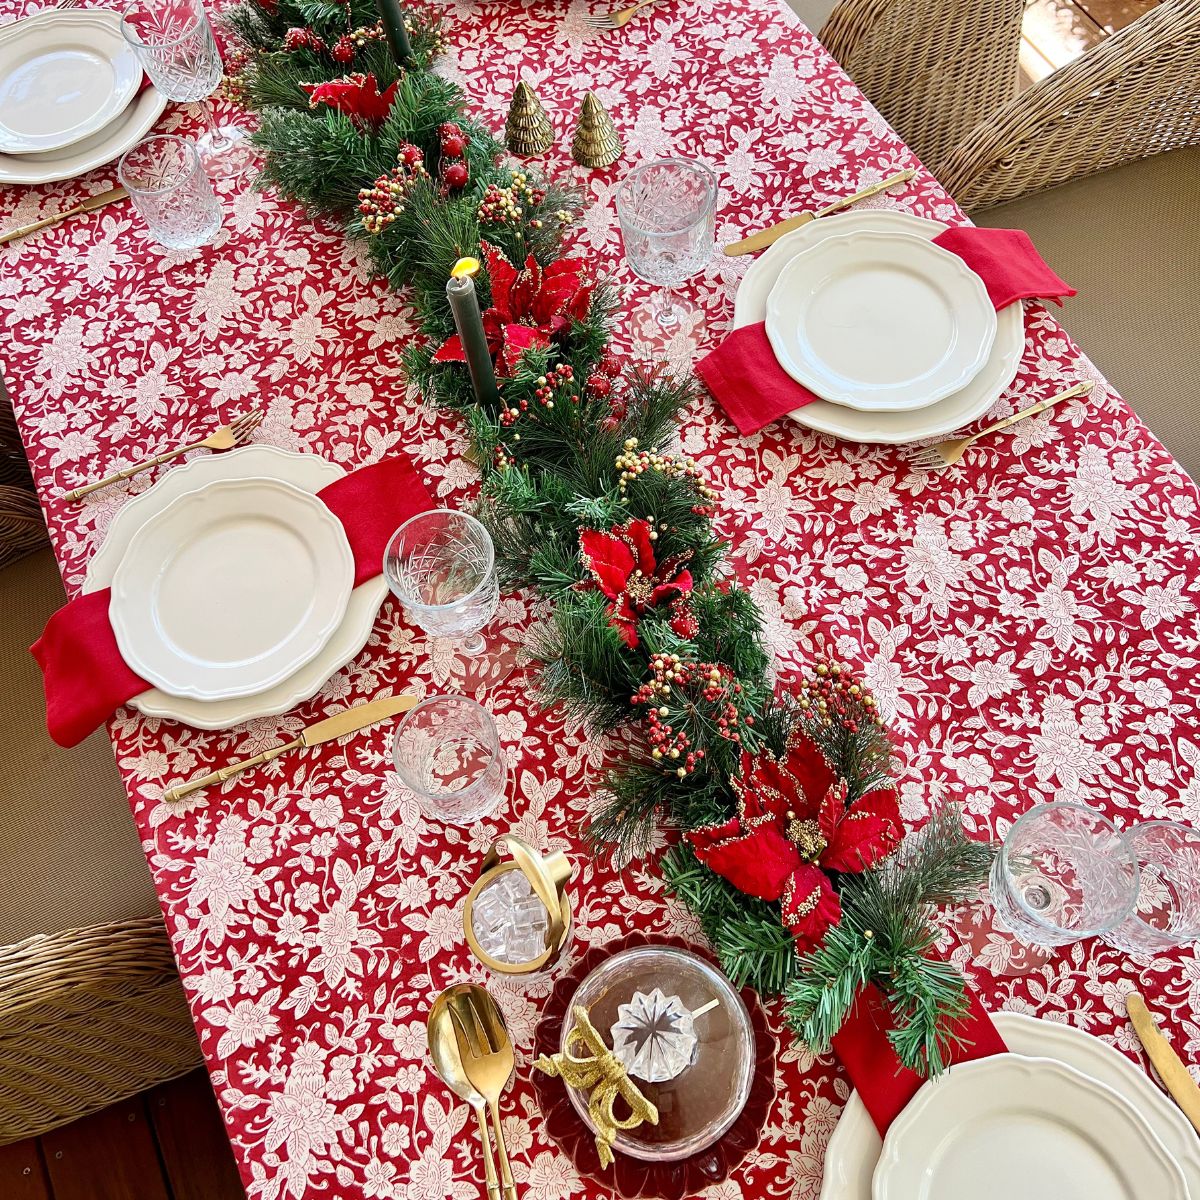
top-left (938, 0), bottom-right (1200, 209)
top-left (0, 385), bottom-right (204, 1143)
top-left (0, 921), bottom-right (203, 1144)
top-left (819, 0), bottom-right (1025, 176)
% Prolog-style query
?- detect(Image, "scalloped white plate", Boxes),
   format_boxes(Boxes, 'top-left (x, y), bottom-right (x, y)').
top-left (821, 1013), bottom-right (1200, 1200)
top-left (735, 211), bottom-right (1025, 443)
top-left (874, 1054), bottom-right (1186, 1200)
top-left (85, 446), bottom-right (388, 729)
top-left (765, 228), bottom-right (996, 412)
top-left (109, 476), bottom-right (354, 701)
top-left (0, 10), bottom-right (142, 153)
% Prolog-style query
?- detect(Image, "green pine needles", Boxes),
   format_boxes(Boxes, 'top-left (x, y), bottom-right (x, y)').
top-left (227, 0), bottom-right (995, 1076)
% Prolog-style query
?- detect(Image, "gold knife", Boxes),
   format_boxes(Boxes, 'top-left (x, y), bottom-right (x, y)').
top-left (1127, 992), bottom-right (1200, 1135)
top-left (723, 168), bottom-right (917, 257)
top-left (163, 694), bottom-right (418, 802)
top-left (0, 186), bottom-right (129, 246)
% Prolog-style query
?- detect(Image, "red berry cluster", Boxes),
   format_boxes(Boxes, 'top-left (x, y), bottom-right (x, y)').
top-left (534, 363), bottom-right (574, 407)
top-left (633, 655), bottom-right (749, 778)
top-left (798, 663), bottom-right (884, 731)
top-left (439, 122), bottom-right (470, 191)
top-left (614, 438), bottom-right (720, 515)
top-left (356, 146), bottom-right (429, 235)
top-left (477, 172), bottom-right (547, 227)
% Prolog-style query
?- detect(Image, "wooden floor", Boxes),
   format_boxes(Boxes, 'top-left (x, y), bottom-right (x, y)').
top-left (1021, 0), bottom-right (1161, 85)
top-left (0, 1071), bottom-right (245, 1200)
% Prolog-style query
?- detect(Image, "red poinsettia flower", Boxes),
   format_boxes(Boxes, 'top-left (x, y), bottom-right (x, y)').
top-left (433, 241), bottom-right (592, 376)
top-left (301, 73), bottom-right (400, 132)
top-left (578, 518), bottom-right (695, 649)
top-left (688, 728), bottom-right (902, 949)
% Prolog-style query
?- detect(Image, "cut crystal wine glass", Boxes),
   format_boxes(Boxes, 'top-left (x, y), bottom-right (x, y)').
top-left (616, 157), bottom-right (717, 363)
top-left (121, 0), bottom-right (253, 180)
top-left (989, 802), bottom-right (1139, 949)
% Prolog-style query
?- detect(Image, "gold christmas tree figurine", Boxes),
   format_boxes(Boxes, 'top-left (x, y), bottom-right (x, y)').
top-left (571, 91), bottom-right (622, 169)
top-left (506, 80), bottom-right (554, 157)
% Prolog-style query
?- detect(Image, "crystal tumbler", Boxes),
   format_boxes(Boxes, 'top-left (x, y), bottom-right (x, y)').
top-left (117, 135), bottom-right (222, 250)
top-left (391, 695), bottom-right (508, 824)
top-left (1103, 820), bottom-right (1200, 958)
top-left (989, 802), bottom-right (1139, 948)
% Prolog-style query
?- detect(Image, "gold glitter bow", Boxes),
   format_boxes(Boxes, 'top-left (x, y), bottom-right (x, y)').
top-left (533, 1004), bottom-right (659, 1167)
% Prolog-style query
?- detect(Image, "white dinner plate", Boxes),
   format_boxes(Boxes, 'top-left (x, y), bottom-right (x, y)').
top-left (109, 476), bottom-right (355, 703)
top-left (0, 10), bottom-right (142, 153)
top-left (765, 228), bottom-right (997, 412)
top-left (873, 1054), bottom-right (1187, 1200)
top-left (85, 446), bottom-right (388, 730)
top-left (734, 211), bottom-right (1025, 443)
top-left (0, 72), bottom-right (165, 185)
top-left (822, 1012), bottom-right (1200, 1200)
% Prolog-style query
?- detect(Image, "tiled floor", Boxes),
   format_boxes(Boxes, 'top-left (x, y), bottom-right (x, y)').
top-left (1020, 0), bottom-right (1161, 85)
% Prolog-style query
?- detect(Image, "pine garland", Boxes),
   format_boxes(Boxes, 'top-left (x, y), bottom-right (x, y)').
top-left (225, 0), bottom-right (995, 1075)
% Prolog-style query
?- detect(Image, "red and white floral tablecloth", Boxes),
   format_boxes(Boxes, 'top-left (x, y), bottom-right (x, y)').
top-left (4, 0), bottom-right (1200, 1197)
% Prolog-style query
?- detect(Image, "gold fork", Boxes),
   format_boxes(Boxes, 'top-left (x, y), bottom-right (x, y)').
top-left (904, 381), bottom-right (1093, 473)
top-left (583, 0), bottom-right (663, 30)
top-left (62, 409), bottom-right (263, 501)
top-left (450, 989), bottom-right (518, 1200)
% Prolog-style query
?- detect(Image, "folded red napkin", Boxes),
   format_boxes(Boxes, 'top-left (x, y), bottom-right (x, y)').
top-left (698, 225), bottom-right (1076, 435)
top-left (831, 981), bottom-right (1007, 1133)
top-left (32, 455), bottom-right (432, 749)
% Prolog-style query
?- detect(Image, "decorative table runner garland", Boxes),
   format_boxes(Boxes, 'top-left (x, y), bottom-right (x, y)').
top-left (225, 0), bottom-right (994, 1076)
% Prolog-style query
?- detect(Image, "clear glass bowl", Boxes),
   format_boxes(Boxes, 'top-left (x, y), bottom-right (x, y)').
top-left (560, 945), bottom-right (754, 1162)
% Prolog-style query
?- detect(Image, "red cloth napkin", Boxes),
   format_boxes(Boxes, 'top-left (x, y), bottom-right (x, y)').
top-left (831, 982), bottom-right (1007, 1133)
top-left (32, 455), bottom-right (432, 749)
top-left (698, 225), bottom-right (1077, 436)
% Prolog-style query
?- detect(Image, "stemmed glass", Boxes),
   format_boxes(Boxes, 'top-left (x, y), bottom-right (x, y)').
top-left (1103, 821), bottom-right (1200, 959)
top-left (616, 157), bottom-right (718, 363)
top-left (121, 0), bottom-right (253, 180)
top-left (989, 802), bottom-right (1139, 949)
top-left (384, 509), bottom-right (515, 688)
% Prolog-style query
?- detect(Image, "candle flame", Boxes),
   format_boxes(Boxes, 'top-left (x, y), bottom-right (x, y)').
top-left (451, 256), bottom-right (481, 279)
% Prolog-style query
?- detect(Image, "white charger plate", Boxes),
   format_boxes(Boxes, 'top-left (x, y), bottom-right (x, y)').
top-left (109, 476), bottom-right (355, 703)
top-left (820, 1013), bottom-right (1200, 1200)
top-left (735, 211), bottom-right (1025, 443)
top-left (765, 228), bottom-right (997, 412)
top-left (874, 1054), bottom-right (1187, 1200)
top-left (0, 10), bottom-right (142, 153)
top-left (0, 70), bottom-right (165, 185)
top-left (85, 446), bottom-right (388, 730)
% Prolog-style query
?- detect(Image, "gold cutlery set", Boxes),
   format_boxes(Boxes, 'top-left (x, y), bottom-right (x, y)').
top-left (429, 985), bottom-right (519, 1200)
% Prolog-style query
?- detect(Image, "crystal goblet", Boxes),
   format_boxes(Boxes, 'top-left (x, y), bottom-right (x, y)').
top-left (989, 802), bottom-right (1139, 949)
top-left (121, 0), bottom-right (253, 180)
top-left (1103, 820), bottom-right (1200, 958)
top-left (616, 157), bottom-right (717, 364)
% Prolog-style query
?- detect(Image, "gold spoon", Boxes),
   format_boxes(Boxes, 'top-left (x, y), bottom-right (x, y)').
top-left (447, 986), bottom-right (519, 1200)
top-left (427, 988), bottom-right (502, 1200)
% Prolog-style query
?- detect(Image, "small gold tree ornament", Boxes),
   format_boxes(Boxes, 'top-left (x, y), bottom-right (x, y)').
top-left (571, 91), bottom-right (622, 169)
top-left (506, 80), bottom-right (554, 157)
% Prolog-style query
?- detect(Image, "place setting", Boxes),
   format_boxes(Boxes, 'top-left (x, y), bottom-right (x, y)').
top-left (696, 168), bottom-right (1085, 452)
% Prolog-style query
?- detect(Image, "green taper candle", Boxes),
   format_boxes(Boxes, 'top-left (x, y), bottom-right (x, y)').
top-left (447, 258), bottom-right (499, 406)
top-left (374, 0), bottom-right (414, 66)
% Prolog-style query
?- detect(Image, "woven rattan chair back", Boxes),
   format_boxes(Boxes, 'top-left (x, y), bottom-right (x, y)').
top-left (819, 0), bottom-right (1025, 173)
